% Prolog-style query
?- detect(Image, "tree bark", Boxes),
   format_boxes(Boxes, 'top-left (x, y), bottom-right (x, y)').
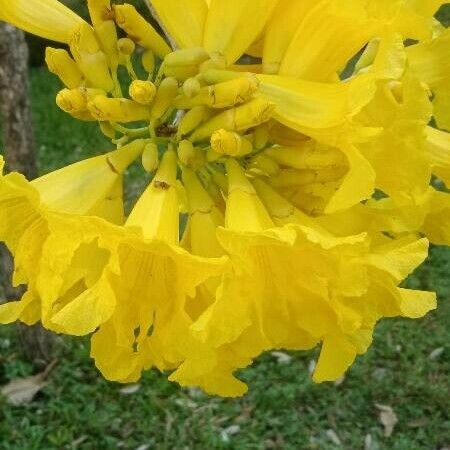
top-left (0, 22), bottom-right (55, 367)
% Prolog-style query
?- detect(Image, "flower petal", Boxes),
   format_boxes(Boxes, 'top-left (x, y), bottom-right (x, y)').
top-left (426, 126), bottom-right (450, 187)
top-left (397, 288), bottom-right (437, 319)
top-left (407, 29), bottom-right (450, 87)
top-left (33, 139), bottom-right (145, 217)
top-left (0, 0), bottom-right (85, 43)
top-left (313, 333), bottom-right (357, 382)
top-left (262, 0), bottom-right (315, 74)
top-left (325, 144), bottom-right (375, 214)
top-left (150, 0), bottom-right (208, 48)
top-left (256, 73), bottom-right (376, 131)
top-left (204, 0), bottom-right (279, 65)
top-left (280, 1), bottom-right (377, 81)
top-left (432, 81), bottom-right (450, 132)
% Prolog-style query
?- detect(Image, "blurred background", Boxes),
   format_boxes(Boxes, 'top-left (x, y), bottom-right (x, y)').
top-left (0, 2), bottom-right (449, 449)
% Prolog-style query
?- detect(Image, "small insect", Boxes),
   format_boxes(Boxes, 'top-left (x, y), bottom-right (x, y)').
top-left (156, 124), bottom-right (177, 137)
top-left (154, 180), bottom-right (170, 190)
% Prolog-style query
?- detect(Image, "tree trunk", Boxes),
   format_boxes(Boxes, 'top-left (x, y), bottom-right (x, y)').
top-left (0, 22), bottom-right (55, 367)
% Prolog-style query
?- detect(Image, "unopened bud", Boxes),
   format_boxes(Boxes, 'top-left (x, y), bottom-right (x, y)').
top-left (56, 87), bottom-right (105, 114)
top-left (211, 130), bottom-right (253, 157)
top-left (87, 0), bottom-right (113, 26)
top-left (88, 96), bottom-right (151, 122)
top-left (206, 147), bottom-right (222, 162)
top-left (142, 50), bottom-right (155, 74)
top-left (199, 54), bottom-right (227, 73)
top-left (176, 76), bottom-right (259, 110)
top-left (69, 23), bottom-right (114, 92)
top-left (88, 0), bottom-right (118, 68)
top-left (56, 88), bottom-right (87, 113)
top-left (177, 140), bottom-right (196, 166)
top-left (191, 98), bottom-right (275, 142)
top-left (163, 47), bottom-right (209, 80)
top-left (99, 121), bottom-right (116, 139)
top-left (129, 80), bottom-right (157, 105)
top-left (117, 37), bottom-right (135, 56)
top-left (150, 77), bottom-right (179, 120)
top-left (177, 105), bottom-right (209, 138)
top-left (252, 123), bottom-right (269, 150)
top-left (142, 142), bottom-right (159, 172)
top-left (114, 4), bottom-right (170, 58)
top-left (183, 77), bottom-right (201, 98)
top-left (45, 48), bottom-right (83, 89)
top-left (249, 154), bottom-right (280, 176)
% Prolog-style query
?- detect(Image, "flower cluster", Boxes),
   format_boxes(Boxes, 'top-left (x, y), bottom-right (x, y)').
top-left (0, 0), bottom-right (448, 396)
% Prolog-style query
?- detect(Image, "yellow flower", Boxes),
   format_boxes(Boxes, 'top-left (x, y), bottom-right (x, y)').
top-left (0, 0), bottom-right (447, 396)
top-left (0, 141), bottom-right (144, 329)
top-left (48, 152), bottom-right (228, 382)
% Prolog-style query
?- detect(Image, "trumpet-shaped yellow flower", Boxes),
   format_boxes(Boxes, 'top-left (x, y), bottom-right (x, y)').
top-left (0, 0), bottom-right (448, 397)
top-left (0, 141), bottom-right (144, 329)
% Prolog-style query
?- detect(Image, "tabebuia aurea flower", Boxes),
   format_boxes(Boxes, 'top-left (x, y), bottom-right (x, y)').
top-left (0, 0), bottom-right (448, 397)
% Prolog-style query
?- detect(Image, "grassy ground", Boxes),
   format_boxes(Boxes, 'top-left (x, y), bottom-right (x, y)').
top-left (0, 61), bottom-right (450, 450)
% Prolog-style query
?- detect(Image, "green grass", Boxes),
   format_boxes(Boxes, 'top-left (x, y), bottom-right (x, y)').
top-left (0, 63), bottom-right (450, 450)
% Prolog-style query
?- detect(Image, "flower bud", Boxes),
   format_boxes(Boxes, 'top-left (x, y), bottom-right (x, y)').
top-left (252, 123), bottom-right (269, 150)
top-left (142, 142), bottom-right (159, 172)
top-left (249, 154), bottom-right (280, 176)
top-left (56, 87), bottom-right (106, 114)
top-left (176, 76), bottom-right (259, 110)
top-left (211, 130), bottom-right (253, 157)
top-left (150, 77), bottom-right (179, 120)
top-left (177, 140), bottom-right (196, 166)
top-left (176, 106), bottom-right (209, 138)
top-left (199, 54), bottom-right (227, 73)
top-left (183, 78), bottom-right (201, 98)
top-left (88, 96), bottom-right (151, 122)
top-left (117, 37), bottom-right (135, 56)
top-left (87, 0), bottom-right (114, 26)
top-left (129, 80), bottom-right (157, 105)
top-left (114, 4), bottom-right (170, 58)
top-left (45, 48), bottom-right (83, 89)
top-left (163, 47), bottom-right (209, 80)
top-left (99, 121), bottom-right (116, 139)
top-left (191, 98), bottom-right (275, 142)
top-left (69, 23), bottom-right (114, 92)
top-left (56, 88), bottom-right (87, 113)
top-left (142, 50), bottom-right (155, 75)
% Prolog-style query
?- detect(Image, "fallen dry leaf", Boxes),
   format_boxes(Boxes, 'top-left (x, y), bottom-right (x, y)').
top-left (325, 429), bottom-right (341, 445)
top-left (186, 387), bottom-right (204, 398)
top-left (428, 347), bottom-right (445, 360)
top-left (220, 425), bottom-right (241, 442)
top-left (119, 384), bottom-right (141, 395)
top-left (375, 404), bottom-right (398, 437)
top-left (334, 375), bottom-right (346, 386)
top-left (0, 360), bottom-right (57, 406)
top-left (308, 359), bottom-right (316, 376)
top-left (364, 434), bottom-right (373, 450)
top-left (174, 397), bottom-right (198, 408)
top-left (271, 351), bottom-right (292, 365)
